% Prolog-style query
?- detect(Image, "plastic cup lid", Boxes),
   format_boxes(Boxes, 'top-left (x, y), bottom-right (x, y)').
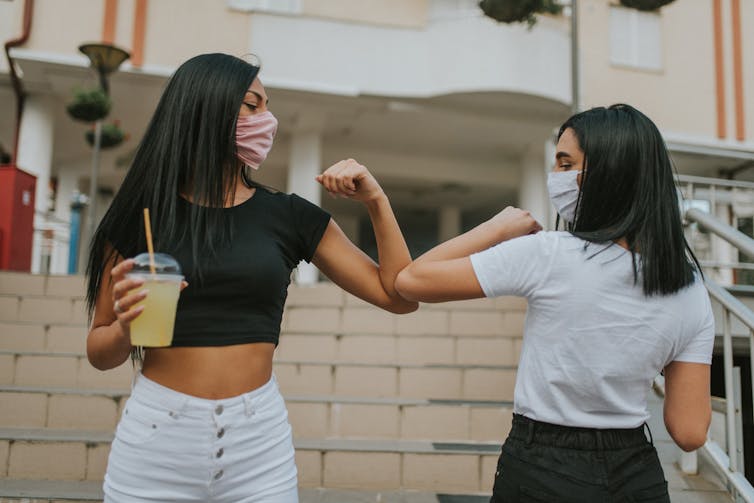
top-left (130, 252), bottom-right (182, 275)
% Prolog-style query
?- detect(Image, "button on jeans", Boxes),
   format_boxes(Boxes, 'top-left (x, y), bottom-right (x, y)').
top-left (104, 372), bottom-right (298, 502)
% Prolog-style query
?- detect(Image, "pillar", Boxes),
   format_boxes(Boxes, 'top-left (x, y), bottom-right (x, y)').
top-left (518, 140), bottom-right (553, 230)
top-left (287, 126), bottom-right (323, 284)
top-left (17, 95), bottom-right (55, 274)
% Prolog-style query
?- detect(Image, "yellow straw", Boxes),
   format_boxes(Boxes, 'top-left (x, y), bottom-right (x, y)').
top-left (143, 208), bottom-right (156, 275)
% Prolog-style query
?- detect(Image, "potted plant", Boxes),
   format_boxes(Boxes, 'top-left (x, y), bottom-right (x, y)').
top-left (67, 88), bottom-right (111, 123)
top-left (619, 0), bottom-right (675, 11)
top-left (85, 121), bottom-right (127, 149)
top-left (479, 0), bottom-right (562, 27)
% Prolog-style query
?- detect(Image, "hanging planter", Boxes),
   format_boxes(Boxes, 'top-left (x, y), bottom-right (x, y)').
top-left (85, 121), bottom-right (127, 149)
top-left (67, 88), bottom-right (111, 123)
top-left (619, 0), bottom-right (675, 11)
top-left (479, 0), bottom-right (562, 27)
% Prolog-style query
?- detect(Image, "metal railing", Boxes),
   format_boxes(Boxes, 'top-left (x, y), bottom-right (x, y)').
top-left (681, 209), bottom-right (754, 502)
top-left (677, 174), bottom-right (754, 286)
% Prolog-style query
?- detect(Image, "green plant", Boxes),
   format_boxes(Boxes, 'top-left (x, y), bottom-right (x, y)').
top-left (619, 0), bottom-right (676, 11)
top-left (479, 0), bottom-right (562, 27)
top-left (66, 88), bottom-right (111, 122)
top-left (85, 121), bottom-right (126, 149)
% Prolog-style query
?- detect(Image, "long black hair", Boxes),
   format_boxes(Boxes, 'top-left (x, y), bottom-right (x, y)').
top-left (559, 104), bottom-right (701, 296)
top-left (86, 53), bottom-right (260, 316)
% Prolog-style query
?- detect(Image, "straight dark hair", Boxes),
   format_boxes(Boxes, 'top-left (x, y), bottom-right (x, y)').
top-left (559, 104), bottom-right (701, 296)
top-left (85, 53), bottom-right (260, 316)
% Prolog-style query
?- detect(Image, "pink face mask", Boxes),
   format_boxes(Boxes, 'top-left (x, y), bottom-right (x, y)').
top-left (236, 111), bottom-right (278, 169)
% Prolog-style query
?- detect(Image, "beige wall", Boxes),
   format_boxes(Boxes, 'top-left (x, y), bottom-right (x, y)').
top-left (24, 0), bottom-right (103, 57)
top-left (301, 0), bottom-right (428, 29)
top-left (0, 0), bottom-right (25, 73)
top-left (143, 0), bottom-right (251, 67)
top-left (579, 0), bottom-right (717, 139)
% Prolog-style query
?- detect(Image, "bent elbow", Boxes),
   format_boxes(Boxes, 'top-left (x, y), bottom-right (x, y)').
top-left (675, 433), bottom-right (707, 452)
top-left (86, 353), bottom-right (108, 371)
top-left (395, 269), bottom-right (420, 303)
top-left (667, 421), bottom-right (709, 452)
top-left (387, 300), bottom-right (419, 315)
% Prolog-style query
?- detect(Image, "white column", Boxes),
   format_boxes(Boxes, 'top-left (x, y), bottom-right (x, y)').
top-left (17, 95), bottom-right (55, 274)
top-left (438, 206), bottom-right (461, 243)
top-left (518, 141), bottom-right (552, 230)
top-left (287, 129), bottom-right (323, 284)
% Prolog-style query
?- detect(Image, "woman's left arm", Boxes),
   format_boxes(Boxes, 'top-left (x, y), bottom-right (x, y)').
top-left (312, 159), bottom-right (417, 314)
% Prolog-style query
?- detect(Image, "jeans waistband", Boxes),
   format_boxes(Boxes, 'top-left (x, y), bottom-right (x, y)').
top-left (509, 414), bottom-right (652, 450)
top-left (131, 371), bottom-right (280, 419)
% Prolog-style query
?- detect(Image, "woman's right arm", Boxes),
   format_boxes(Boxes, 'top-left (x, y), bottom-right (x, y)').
top-left (87, 253), bottom-right (147, 370)
top-left (662, 361), bottom-right (711, 452)
top-left (395, 207), bottom-right (541, 303)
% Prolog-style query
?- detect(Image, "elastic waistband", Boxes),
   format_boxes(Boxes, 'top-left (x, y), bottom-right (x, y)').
top-left (509, 414), bottom-right (651, 450)
top-left (131, 371), bottom-right (279, 417)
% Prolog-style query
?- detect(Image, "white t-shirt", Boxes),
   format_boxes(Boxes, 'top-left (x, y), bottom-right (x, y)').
top-left (470, 231), bottom-right (715, 429)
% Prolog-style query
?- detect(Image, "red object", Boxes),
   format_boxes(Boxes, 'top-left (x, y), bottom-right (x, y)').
top-left (0, 165), bottom-right (36, 271)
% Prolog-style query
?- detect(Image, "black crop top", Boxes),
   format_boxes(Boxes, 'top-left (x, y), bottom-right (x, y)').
top-left (113, 189), bottom-right (330, 347)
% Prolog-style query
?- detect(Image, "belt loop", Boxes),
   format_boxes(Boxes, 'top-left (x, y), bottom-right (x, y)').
top-left (595, 430), bottom-right (604, 451)
top-left (644, 423), bottom-right (654, 446)
top-left (243, 394), bottom-right (253, 417)
top-left (526, 420), bottom-right (535, 445)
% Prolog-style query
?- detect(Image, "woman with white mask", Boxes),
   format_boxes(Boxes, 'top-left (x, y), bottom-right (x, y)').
top-left (396, 104), bottom-right (713, 502)
top-left (86, 53), bottom-right (417, 502)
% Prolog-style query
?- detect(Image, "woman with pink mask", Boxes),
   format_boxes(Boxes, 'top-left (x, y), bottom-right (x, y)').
top-left (85, 53), bottom-right (417, 502)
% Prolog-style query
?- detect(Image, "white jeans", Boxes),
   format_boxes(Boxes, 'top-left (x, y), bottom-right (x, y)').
top-left (104, 372), bottom-right (298, 502)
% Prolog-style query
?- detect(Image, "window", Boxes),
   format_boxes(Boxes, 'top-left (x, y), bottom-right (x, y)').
top-left (609, 5), bottom-right (663, 71)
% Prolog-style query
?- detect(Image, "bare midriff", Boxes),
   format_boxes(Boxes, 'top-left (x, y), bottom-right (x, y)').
top-left (141, 342), bottom-right (275, 399)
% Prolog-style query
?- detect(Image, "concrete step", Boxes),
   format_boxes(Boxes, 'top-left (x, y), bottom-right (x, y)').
top-left (0, 481), bottom-right (490, 503)
top-left (0, 479), bottom-right (102, 502)
top-left (297, 438), bottom-right (500, 494)
top-left (287, 396), bottom-right (512, 442)
top-left (0, 428), bottom-right (501, 495)
top-left (0, 320), bottom-right (522, 366)
top-left (0, 386), bottom-right (513, 441)
top-left (0, 282), bottom-right (526, 338)
top-left (275, 360), bottom-right (516, 400)
top-left (0, 351), bottom-right (135, 390)
top-left (0, 273), bottom-right (526, 312)
top-left (275, 333), bottom-right (522, 366)
top-left (0, 351), bottom-right (517, 401)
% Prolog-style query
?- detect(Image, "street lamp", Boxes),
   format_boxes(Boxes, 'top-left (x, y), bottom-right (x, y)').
top-left (570, 0), bottom-right (579, 115)
top-left (78, 43), bottom-right (129, 252)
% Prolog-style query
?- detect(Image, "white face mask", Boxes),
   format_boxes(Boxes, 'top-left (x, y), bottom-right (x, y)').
top-left (547, 170), bottom-right (581, 224)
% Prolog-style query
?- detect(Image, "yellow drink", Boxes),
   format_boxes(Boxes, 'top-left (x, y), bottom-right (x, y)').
top-left (127, 274), bottom-right (182, 347)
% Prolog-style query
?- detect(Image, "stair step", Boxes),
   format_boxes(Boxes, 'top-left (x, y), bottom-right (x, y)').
top-left (0, 352), bottom-right (517, 400)
top-left (0, 482), bottom-right (491, 502)
top-left (0, 289), bottom-right (526, 338)
top-left (0, 479), bottom-right (103, 502)
top-left (0, 428), bottom-right (500, 494)
top-left (286, 396), bottom-right (512, 442)
top-left (0, 387), bottom-right (513, 441)
top-left (297, 438), bottom-right (500, 493)
top-left (0, 324), bottom-right (522, 366)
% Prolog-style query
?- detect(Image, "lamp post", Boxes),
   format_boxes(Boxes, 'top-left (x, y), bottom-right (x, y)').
top-left (570, 0), bottom-right (579, 115)
top-left (78, 43), bottom-right (129, 252)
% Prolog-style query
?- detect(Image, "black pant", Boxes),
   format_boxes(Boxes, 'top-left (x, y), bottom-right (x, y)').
top-left (491, 414), bottom-right (670, 503)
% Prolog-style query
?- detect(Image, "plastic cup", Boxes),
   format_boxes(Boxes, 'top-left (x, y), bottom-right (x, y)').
top-left (126, 252), bottom-right (183, 347)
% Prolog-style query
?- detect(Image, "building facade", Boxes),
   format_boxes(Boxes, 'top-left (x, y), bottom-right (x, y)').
top-left (1, 0), bottom-right (753, 279)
